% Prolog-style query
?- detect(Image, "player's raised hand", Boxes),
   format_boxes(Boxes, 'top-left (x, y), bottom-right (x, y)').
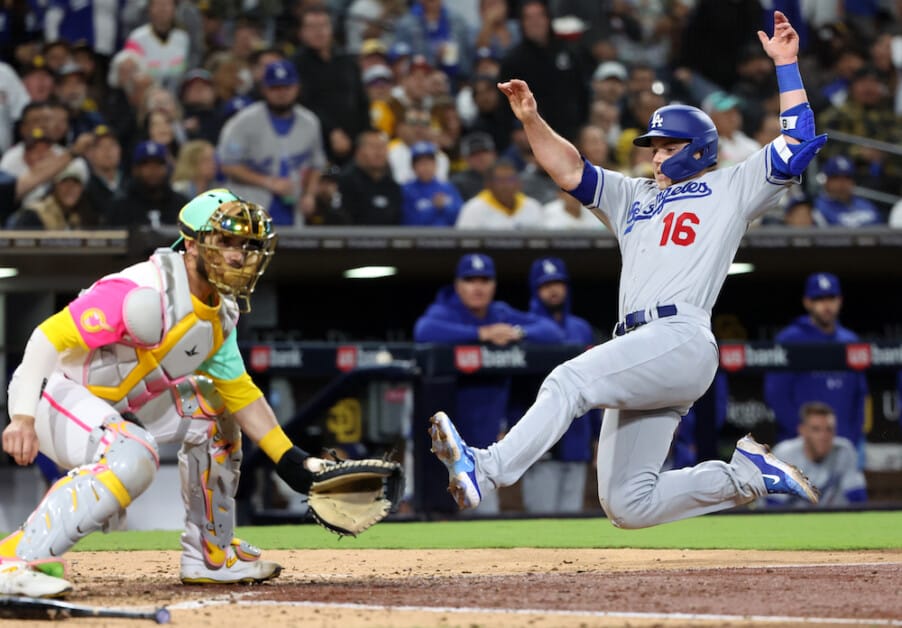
top-left (497, 79), bottom-right (538, 122)
top-left (758, 10), bottom-right (798, 64)
top-left (2, 414), bottom-right (40, 466)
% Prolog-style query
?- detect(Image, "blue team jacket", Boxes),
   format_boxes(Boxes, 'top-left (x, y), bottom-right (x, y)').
top-left (763, 315), bottom-right (868, 444)
top-left (401, 179), bottom-right (463, 226)
top-left (414, 286), bottom-right (565, 447)
top-left (814, 194), bottom-right (883, 227)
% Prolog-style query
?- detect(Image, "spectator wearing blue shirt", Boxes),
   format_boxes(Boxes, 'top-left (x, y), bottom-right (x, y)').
top-left (764, 273), bottom-right (869, 460)
top-left (414, 253), bottom-right (565, 513)
top-left (401, 141), bottom-right (463, 226)
top-left (516, 257), bottom-right (600, 514)
top-left (814, 156), bottom-right (884, 227)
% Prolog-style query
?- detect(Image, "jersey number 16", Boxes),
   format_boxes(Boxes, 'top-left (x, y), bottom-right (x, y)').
top-left (660, 211), bottom-right (699, 247)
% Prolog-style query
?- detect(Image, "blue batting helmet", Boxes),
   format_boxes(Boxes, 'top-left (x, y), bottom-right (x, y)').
top-left (633, 104), bottom-right (718, 181)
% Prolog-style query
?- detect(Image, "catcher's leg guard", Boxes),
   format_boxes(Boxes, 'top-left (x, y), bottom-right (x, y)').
top-left (179, 415), bottom-right (281, 584)
top-left (0, 420), bottom-right (158, 561)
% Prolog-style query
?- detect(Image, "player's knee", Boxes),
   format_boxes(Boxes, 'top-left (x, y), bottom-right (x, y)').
top-left (598, 485), bottom-right (653, 530)
top-left (102, 421), bottom-right (160, 501)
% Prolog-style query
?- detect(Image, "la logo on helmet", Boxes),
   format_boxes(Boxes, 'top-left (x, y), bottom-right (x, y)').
top-left (651, 113), bottom-right (664, 128)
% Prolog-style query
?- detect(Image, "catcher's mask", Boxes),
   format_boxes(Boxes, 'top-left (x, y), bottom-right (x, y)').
top-left (175, 189), bottom-right (278, 312)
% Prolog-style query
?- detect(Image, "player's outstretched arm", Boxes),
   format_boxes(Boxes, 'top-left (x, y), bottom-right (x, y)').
top-left (758, 10), bottom-right (826, 177)
top-left (497, 79), bottom-right (584, 191)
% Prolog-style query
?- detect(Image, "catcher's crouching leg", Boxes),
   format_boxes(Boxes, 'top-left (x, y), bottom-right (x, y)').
top-left (179, 414), bottom-right (281, 584)
top-left (0, 419), bottom-right (158, 571)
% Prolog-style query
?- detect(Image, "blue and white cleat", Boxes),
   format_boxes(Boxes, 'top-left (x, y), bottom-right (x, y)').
top-left (428, 412), bottom-right (481, 510)
top-left (736, 434), bottom-right (820, 504)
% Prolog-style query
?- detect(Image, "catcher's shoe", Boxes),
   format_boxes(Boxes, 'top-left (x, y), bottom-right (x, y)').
top-left (429, 411), bottom-right (481, 509)
top-left (0, 559), bottom-right (73, 598)
top-left (736, 434), bottom-right (820, 503)
top-left (180, 538), bottom-right (282, 584)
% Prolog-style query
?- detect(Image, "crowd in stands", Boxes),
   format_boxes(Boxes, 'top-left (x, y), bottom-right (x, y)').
top-left (2, 0), bottom-right (902, 229)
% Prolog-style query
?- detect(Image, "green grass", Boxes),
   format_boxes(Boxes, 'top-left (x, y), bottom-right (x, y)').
top-left (68, 511), bottom-right (902, 553)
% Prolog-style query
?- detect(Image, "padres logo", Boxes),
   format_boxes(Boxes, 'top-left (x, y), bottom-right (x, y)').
top-left (326, 398), bottom-right (363, 443)
top-left (80, 308), bottom-right (115, 333)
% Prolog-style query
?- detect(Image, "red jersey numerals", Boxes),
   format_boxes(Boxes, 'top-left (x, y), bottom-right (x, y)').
top-left (659, 211), bottom-right (699, 247)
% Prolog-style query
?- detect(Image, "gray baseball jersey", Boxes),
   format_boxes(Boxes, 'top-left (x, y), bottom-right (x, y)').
top-left (583, 146), bottom-right (791, 317)
top-left (770, 436), bottom-right (866, 507)
top-left (217, 101), bottom-right (326, 213)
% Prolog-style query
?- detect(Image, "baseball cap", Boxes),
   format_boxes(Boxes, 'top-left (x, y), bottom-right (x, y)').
top-left (362, 64), bottom-right (393, 85)
top-left (21, 55), bottom-right (53, 77)
top-left (180, 68), bottom-right (213, 94)
top-left (475, 46), bottom-right (499, 63)
top-left (460, 132), bottom-right (495, 157)
top-left (388, 41), bottom-right (412, 62)
top-left (851, 64), bottom-right (881, 82)
top-left (360, 38), bottom-right (388, 57)
top-left (262, 60), bottom-right (298, 87)
top-left (56, 61), bottom-right (87, 81)
top-left (133, 140), bottom-right (168, 163)
top-left (702, 91), bottom-right (741, 114)
top-left (530, 257), bottom-right (569, 288)
top-left (410, 141), bottom-right (437, 162)
top-left (54, 157), bottom-right (89, 185)
top-left (804, 272), bottom-right (842, 299)
top-left (821, 155), bottom-right (854, 177)
top-left (410, 54), bottom-right (432, 72)
top-left (592, 61), bottom-right (627, 82)
top-left (456, 253), bottom-right (495, 279)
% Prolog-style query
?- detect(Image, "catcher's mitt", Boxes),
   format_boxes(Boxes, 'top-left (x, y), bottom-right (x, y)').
top-left (307, 458), bottom-right (404, 537)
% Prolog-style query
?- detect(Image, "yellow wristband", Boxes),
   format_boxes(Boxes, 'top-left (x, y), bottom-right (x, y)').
top-left (258, 425), bottom-right (293, 463)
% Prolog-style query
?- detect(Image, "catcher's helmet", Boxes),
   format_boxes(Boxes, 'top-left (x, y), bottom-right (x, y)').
top-left (633, 104), bottom-right (718, 181)
top-left (176, 188), bottom-right (278, 313)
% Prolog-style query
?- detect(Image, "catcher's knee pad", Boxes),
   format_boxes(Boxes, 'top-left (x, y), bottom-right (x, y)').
top-left (13, 420), bottom-right (159, 561)
top-left (179, 415), bottom-right (245, 569)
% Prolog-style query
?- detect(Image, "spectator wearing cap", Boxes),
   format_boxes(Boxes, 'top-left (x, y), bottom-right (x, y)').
top-left (387, 106), bottom-right (449, 185)
top-left (180, 69), bottom-right (220, 144)
top-left (590, 61), bottom-right (627, 107)
top-left (246, 48), bottom-right (285, 102)
top-left (474, 0), bottom-right (520, 58)
top-left (778, 187), bottom-right (817, 228)
top-left (363, 64), bottom-right (397, 136)
top-left (54, 62), bottom-right (105, 142)
top-left (511, 257), bottom-right (599, 514)
top-left (450, 132), bottom-right (496, 202)
top-left (413, 252), bottom-right (565, 513)
top-left (344, 3), bottom-right (404, 55)
top-left (20, 55), bottom-right (56, 103)
top-left (123, 0), bottom-right (190, 93)
top-left (455, 47), bottom-right (503, 128)
top-left (8, 157), bottom-right (104, 229)
top-left (293, 6), bottom-right (371, 166)
top-left (386, 53), bottom-right (434, 131)
top-left (0, 131), bottom-right (94, 223)
top-left (392, 0), bottom-right (473, 80)
top-left (307, 164), bottom-right (351, 226)
top-left (218, 59), bottom-right (326, 225)
top-left (0, 61), bottom-right (29, 153)
top-left (401, 141), bottom-right (462, 226)
top-left (358, 38), bottom-right (390, 73)
top-left (813, 155), bottom-right (884, 227)
top-left (386, 40), bottom-right (413, 83)
top-left (498, 0), bottom-right (590, 143)
top-left (701, 91), bottom-right (760, 168)
top-left (108, 140), bottom-right (187, 227)
top-left (764, 272), bottom-right (869, 456)
top-left (456, 159), bottom-right (544, 229)
top-left (336, 128), bottom-right (402, 225)
top-left (100, 50), bottom-right (152, 159)
top-left (171, 139), bottom-right (218, 199)
top-left (84, 124), bottom-right (124, 218)
top-left (2, 128), bottom-right (60, 207)
top-left (817, 64), bottom-right (902, 198)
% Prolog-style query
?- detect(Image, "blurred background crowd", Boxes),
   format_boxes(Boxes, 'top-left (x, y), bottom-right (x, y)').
top-left (2, 0), bottom-right (902, 230)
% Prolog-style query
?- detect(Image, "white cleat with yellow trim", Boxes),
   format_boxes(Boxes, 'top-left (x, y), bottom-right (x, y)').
top-left (180, 538), bottom-right (281, 585)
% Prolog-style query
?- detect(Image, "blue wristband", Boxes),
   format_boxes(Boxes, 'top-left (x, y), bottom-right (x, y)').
top-left (776, 62), bottom-right (804, 93)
